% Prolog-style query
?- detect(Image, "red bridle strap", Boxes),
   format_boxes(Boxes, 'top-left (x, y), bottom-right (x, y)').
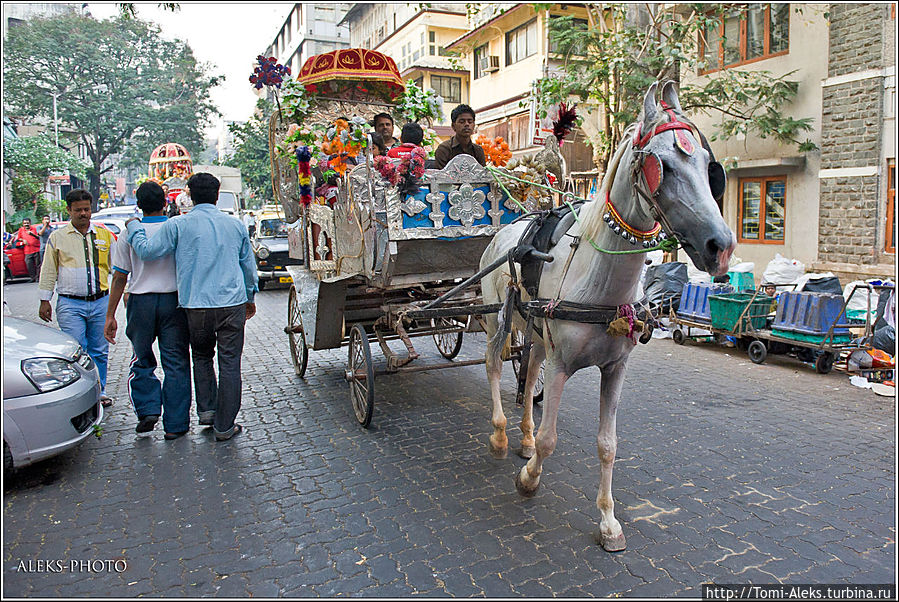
top-left (633, 102), bottom-right (698, 149)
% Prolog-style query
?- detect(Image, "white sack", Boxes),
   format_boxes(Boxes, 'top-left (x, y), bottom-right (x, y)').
top-left (762, 253), bottom-right (805, 284)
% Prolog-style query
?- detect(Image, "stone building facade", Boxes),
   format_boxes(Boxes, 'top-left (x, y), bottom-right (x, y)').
top-left (815, 3), bottom-right (895, 280)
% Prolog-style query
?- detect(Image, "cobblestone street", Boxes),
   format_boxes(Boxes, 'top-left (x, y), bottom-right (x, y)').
top-left (3, 281), bottom-right (895, 597)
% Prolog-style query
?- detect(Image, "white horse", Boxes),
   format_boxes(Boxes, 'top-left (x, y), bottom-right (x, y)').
top-left (480, 82), bottom-right (736, 551)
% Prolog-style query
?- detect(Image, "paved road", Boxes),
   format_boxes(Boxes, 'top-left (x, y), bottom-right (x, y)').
top-left (2, 280), bottom-right (895, 597)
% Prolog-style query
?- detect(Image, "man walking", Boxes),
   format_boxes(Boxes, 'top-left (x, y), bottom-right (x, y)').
top-left (37, 215), bottom-right (53, 264)
top-left (104, 182), bottom-right (191, 440)
top-left (14, 217), bottom-right (42, 281)
top-left (126, 173), bottom-right (257, 441)
top-left (39, 189), bottom-right (115, 407)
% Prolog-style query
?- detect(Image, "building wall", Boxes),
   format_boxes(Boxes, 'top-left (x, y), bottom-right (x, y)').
top-left (815, 3), bottom-right (894, 280)
top-left (683, 5), bottom-right (831, 283)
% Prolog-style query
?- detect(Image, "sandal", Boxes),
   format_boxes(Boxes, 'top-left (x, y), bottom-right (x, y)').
top-left (100, 396), bottom-right (114, 408)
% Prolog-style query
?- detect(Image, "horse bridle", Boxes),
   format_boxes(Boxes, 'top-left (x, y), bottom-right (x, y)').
top-left (621, 102), bottom-right (726, 243)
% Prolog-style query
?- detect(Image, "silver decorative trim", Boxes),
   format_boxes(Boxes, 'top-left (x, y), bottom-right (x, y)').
top-left (425, 191), bottom-right (445, 227)
top-left (401, 197), bottom-right (428, 217)
top-left (447, 184), bottom-right (486, 227)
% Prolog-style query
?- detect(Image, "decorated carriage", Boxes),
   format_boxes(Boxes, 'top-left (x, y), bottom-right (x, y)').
top-left (267, 49), bottom-right (554, 427)
top-left (146, 142), bottom-right (193, 205)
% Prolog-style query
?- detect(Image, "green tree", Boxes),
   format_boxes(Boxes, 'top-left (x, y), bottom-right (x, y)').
top-left (538, 3), bottom-right (817, 169)
top-left (221, 99), bottom-right (275, 207)
top-left (3, 134), bottom-right (90, 217)
top-left (3, 13), bottom-right (221, 207)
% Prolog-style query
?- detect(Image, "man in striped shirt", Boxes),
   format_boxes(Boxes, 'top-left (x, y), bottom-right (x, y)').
top-left (38, 189), bottom-right (116, 407)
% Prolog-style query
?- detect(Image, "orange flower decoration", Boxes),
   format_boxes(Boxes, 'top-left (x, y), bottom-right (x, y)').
top-left (476, 135), bottom-right (512, 167)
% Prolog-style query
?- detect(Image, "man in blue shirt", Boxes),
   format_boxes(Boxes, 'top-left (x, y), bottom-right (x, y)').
top-left (126, 173), bottom-right (258, 441)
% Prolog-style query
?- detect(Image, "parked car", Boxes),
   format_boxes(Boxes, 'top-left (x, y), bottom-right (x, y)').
top-left (91, 217), bottom-right (129, 238)
top-left (93, 206), bottom-right (142, 219)
top-left (3, 239), bottom-right (30, 282)
top-left (3, 317), bottom-right (104, 470)
top-left (46, 220), bottom-right (119, 240)
top-left (252, 212), bottom-right (303, 290)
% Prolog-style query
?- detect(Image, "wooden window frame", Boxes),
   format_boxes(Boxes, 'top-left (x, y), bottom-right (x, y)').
top-left (505, 19), bottom-right (537, 66)
top-left (430, 75), bottom-right (462, 104)
top-left (887, 159), bottom-right (895, 254)
top-left (699, 4), bottom-right (789, 75)
top-left (738, 176), bottom-right (787, 244)
top-left (473, 43), bottom-right (488, 80)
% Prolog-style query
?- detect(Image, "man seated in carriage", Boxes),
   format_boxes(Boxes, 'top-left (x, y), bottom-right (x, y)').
top-left (434, 104), bottom-right (486, 169)
top-left (372, 113), bottom-right (398, 149)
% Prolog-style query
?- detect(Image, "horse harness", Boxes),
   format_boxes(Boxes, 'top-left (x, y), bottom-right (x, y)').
top-left (502, 103), bottom-right (725, 404)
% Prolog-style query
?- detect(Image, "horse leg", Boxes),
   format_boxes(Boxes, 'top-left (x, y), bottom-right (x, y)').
top-left (516, 356), bottom-right (567, 497)
top-left (517, 340), bottom-right (545, 459)
top-left (595, 361), bottom-right (627, 552)
top-left (484, 318), bottom-right (508, 459)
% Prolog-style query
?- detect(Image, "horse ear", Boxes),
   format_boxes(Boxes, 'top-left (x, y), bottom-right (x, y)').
top-left (641, 82), bottom-right (659, 135)
top-left (661, 81), bottom-right (683, 113)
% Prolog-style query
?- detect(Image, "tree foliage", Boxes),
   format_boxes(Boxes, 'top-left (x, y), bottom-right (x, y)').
top-left (3, 135), bottom-right (90, 214)
top-left (3, 13), bottom-right (221, 205)
top-left (221, 99), bottom-right (275, 207)
top-left (540, 3), bottom-right (817, 168)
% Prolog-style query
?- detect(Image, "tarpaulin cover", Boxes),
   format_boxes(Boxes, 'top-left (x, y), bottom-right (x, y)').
top-left (643, 262), bottom-right (688, 312)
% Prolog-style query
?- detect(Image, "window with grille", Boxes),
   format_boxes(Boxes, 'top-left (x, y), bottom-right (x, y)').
top-left (429, 30), bottom-right (437, 56)
top-left (887, 159), bottom-right (895, 253)
top-left (474, 44), bottom-right (488, 79)
top-left (506, 19), bottom-right (537, 66)
top-left (700, 4), bottom-right (789, 73)
top-left (739, 177), bottom-right (786, 243)
top-left (430, 75), bottom-right (461, 103)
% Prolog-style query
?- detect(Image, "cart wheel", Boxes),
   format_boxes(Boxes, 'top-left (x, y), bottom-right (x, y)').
top-left (815, 352), bottom-right (836, 374)
top-left (672, 328), bottom-right (686, 345)
top-left (510, 328), bottom-right (544, 405)
top-left (748, 340), bottom-right (767, 364)
top-left (431, 316), bottom-right (465, 360)
top-left (348, 324), bottom-right (375, 428)
top-left (286, 286), bottom-right (309, 377)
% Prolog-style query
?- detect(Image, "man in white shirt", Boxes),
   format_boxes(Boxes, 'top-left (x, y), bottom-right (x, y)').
top-left (104, 181), bottom-right (191, 440)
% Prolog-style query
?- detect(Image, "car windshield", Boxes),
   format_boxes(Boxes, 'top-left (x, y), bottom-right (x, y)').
top-left (259, 218), bottom-right (287, 237)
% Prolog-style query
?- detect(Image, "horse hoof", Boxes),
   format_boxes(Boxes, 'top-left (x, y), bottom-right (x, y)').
top-left (488, 440), bottom-right (508, 459)
top-left (514, 469), bottom-right (538, 498)
top-left (595, 531), bottom-right (627, 552)
top-left (517, 446), bottom-right (536, 459)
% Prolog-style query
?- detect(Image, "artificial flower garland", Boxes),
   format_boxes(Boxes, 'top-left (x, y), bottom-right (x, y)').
top-left (296, 146), bottom-right (313, 206)
top-left (374, 146), bottom-right (427, 196)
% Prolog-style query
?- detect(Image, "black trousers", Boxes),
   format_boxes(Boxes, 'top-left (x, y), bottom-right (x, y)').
top-left (184, 304), bottom-right (246, 433)
top-left (25, 252), bottom-right (40, 281)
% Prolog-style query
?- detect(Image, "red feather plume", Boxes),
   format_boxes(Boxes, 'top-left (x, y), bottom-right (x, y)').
top-left (552, 102), bottom-right (578, 146)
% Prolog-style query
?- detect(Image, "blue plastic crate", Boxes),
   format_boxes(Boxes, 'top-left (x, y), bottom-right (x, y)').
top-left (772, 291), bottom-right (850, 337)
top-left (677, 282), bottom-right (735, 322)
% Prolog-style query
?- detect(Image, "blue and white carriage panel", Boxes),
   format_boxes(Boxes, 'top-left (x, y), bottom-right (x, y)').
top-left (386, 154), bottom-right (524, 241)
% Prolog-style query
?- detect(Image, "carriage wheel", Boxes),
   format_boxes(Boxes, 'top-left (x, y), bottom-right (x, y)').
top-left (748, 340), bottom-right (767, 364)
top-left (815, 351), bottom-right (836, 374)
top-left (348, 324), bottom-right (375, 428)
top-left (431, 316), bottom-right (465, 360)
top-left (510, 328), bottom-right (544, 405)
top-left (672, 328), bottom-right (686, 345)
top-left (286, 286), bottom-right (308, 377)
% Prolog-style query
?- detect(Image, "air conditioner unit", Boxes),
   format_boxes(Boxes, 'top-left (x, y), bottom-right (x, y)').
top-left (479, 55), bottom-right (500, 73)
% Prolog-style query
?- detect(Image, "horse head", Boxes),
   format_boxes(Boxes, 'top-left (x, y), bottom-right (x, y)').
top-left (632, 82), bottom-right (736, 276)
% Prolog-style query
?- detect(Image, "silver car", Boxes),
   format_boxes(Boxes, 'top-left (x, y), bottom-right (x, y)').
top-left (3, 317), bottom-right (104, 470)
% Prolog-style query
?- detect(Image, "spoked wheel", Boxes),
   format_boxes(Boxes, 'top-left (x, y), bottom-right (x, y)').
top-left (347, 324), bottom-right (375, 428)
top-left (431, 316), bottom-right (466, 360)
top-left (286, 286), bottom-right (308, 377)
top-left (510, 327), bottom-right (544, 405)
top-left (815, 351), bottom-right (836, 374)
top-left (672, 328), bottom-right (686, 345)
top-left (747, 340), bottom-right (767, 364)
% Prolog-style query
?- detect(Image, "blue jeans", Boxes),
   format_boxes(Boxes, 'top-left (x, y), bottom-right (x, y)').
top-left (125, 292), bottom-right (192, 433)
top-left (56, 295), bottom-right (109, 395)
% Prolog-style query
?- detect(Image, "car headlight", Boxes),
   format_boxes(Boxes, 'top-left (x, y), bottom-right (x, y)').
top-left (72, 346), bottom-right (93, 370)
top-left (257, 246), bottom-right (270, 259)
top-left (21, 358), bottom-right (81, 392)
